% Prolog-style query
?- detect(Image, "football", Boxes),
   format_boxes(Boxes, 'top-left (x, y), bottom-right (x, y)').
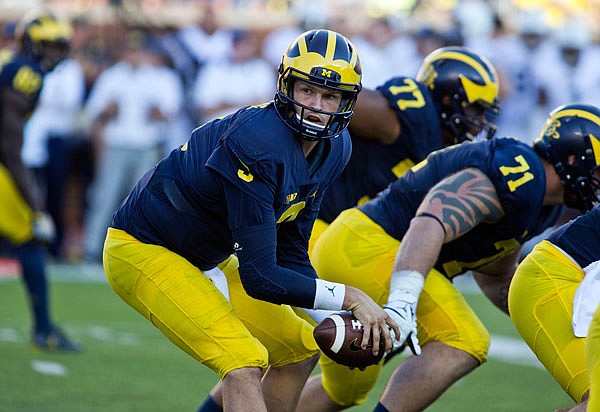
top-left (313, 312), bottom-right (385, 368)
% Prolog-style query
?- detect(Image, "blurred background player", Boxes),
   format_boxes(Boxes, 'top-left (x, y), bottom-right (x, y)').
top-left (509, 113), bottom-right (600, 411)
top-left (297, 103), bottom-right (600, 412)
top-left (102, 29), bottom-right (399, 412)
top-left (0, 10), bottom-right (80, 351)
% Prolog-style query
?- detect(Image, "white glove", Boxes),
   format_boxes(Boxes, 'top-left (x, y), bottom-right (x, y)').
top-left (32, 212), bottom-right (56, 244)
top-left (383, 270), bottom-right (424, 356)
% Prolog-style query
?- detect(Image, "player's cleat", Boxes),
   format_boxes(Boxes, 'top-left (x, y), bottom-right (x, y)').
top-left (32, 327), bottom-right (82, 353)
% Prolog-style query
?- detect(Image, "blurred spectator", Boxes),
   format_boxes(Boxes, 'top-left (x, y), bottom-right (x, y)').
top-left (403, 27), bottom-right (448, 76)
top-left (350, 17), bottom-right (413, 88)
top-left (261, 23), bottom-right (303, 70)
top-left (177, 3), bottom-right (233, 69)
top-left (192, 29), bottom-right (275, 122)
top-left (536, 17), bottom-right (600, 112)
top-left (487, 9), bottom-right (554, 143)
top-left (82, 30), bottom-right (183, 261)
top-left (453, 0), bottom-right (495, 52)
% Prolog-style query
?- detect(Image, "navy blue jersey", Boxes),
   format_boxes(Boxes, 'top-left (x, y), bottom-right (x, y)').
top-left (548, 205), bottom-right (600, 268)
top-left (0, 49), bottom-right (44, 114)
top-left (359, 137), bottom-right (563, 279)
top-left (112, 102), bottom-right (352, 307)
top-left (318, 77), bottom-right (443, 223)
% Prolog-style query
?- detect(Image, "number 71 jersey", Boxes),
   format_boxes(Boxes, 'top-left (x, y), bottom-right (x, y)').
top-left (359, 137), bottom-right (564, 279)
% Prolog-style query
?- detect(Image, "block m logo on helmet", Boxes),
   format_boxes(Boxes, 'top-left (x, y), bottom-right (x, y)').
top-left (321, 68), bottom-right (333, 79)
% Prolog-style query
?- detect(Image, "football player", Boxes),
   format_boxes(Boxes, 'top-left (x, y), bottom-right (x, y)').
top-left (197, 45), bottom-right (502, 412)
top-left (0, 10), bottom-right (80, 351)
top-left (510, 187), bottom-right (600, 409)
top-left (297, 103), bottom-right (600, 412)
top-left (103, 29), bottom-right (399, 412)
top-left (309, 46), bottom-right (500, 254)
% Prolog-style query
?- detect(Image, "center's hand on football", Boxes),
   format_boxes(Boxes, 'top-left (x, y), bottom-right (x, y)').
top-left (343, 286), bottom-right (400, 357)
top-left (383, 270), bottom-right (425, 356)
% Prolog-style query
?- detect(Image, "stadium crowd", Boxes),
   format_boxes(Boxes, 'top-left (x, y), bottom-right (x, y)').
top-left (2, 0), bottom-right (598, 263)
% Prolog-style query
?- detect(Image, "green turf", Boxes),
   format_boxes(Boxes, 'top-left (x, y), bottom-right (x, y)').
top-left (0, 273), bottom-right (574, 411)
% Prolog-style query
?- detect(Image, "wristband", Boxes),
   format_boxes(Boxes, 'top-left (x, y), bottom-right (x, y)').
top-left (313, 279), bottom-right (345, 310)
top-left (388, 270), bottom-right (425, 301)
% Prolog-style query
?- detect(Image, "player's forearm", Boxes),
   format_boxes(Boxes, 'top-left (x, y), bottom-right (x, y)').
top-left (393, 216), bottom-right (444, 276)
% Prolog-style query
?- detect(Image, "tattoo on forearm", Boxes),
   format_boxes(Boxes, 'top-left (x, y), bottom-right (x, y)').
top-left (422, 169), bottom-right (504, 239)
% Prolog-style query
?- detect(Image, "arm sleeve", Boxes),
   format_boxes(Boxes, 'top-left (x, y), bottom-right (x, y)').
top-left (222, 177), bottom-right (318, 308)
top-left (276, 193), bottom-right (321, 279)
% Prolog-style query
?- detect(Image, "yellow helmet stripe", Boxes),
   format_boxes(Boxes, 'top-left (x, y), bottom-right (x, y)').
top-left (429, 50), bottom-right (498, 105)
top-left (590, 133), bottom-right (600, 166)
top-left (554, 109), bottom-right (600, 166)
top-left (428, 51), bottom-right (494, 83)
top-left (325, 31), bottom-right (336, 62)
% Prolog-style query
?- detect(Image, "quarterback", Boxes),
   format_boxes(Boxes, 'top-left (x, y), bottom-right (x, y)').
top-left (103, 29), bottom-right (398, 412)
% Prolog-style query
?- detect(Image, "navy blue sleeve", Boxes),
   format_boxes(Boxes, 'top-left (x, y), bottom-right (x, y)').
top-left (276, 197), bottom-right (320, 280)
top-left (222, 177), bottom-right (317, 307)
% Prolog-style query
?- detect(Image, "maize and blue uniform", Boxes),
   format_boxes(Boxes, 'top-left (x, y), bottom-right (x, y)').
top-left (509, 205), bottom-right (600, 403)
top-left (310, 77), bottom-right (444, 251)
top-left (311, 137), bottom-right (563, 406)
top-left (103, 102), bottom-right (352, 378)
top-left (0, 49), bottom-right (44, 243)
top-left (0, 49), bottom-right (58, 339)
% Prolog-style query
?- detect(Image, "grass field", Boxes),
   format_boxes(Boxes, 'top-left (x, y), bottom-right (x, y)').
top-left (0, 263), bottom-right (574, 412)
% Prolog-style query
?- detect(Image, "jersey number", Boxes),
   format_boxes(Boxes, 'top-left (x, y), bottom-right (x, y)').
top-left (388, 78), bottom-right (426, 111)
top-left (499, 155), bottom-right (534, 192)
top-left (13, 66), bottom-right (42, 96)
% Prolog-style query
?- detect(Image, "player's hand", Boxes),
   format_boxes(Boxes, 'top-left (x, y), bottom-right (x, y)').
top-left (32, 212), bottom-right (56, 244)
top-left (384, 299), bottom-right (420, 356)
top-left (343, 286), bottom-right (399, 357)
top-left (383, 270), bottom-right (425, 356)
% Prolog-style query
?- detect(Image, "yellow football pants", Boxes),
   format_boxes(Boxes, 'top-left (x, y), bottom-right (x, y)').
top-left (0, 163), bottom-right (34, 245)
top-left (311, 208), bottom-right (490, 406)
top-left (587, 304), bottom-right (600, 411)
top-left (509, 240), bottom-right (589, 402)
top-left (103, 228), bottom-right (319, 379)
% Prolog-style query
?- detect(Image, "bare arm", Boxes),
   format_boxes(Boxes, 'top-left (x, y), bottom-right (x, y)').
top-left (0, 87), bottom-right (41, 211)
top-left (349, 88), bottom-right (399, 145)
top-left (393, 167), bottom-right (506, 276)
top-left (471, 248), bottom-right (521, 315)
